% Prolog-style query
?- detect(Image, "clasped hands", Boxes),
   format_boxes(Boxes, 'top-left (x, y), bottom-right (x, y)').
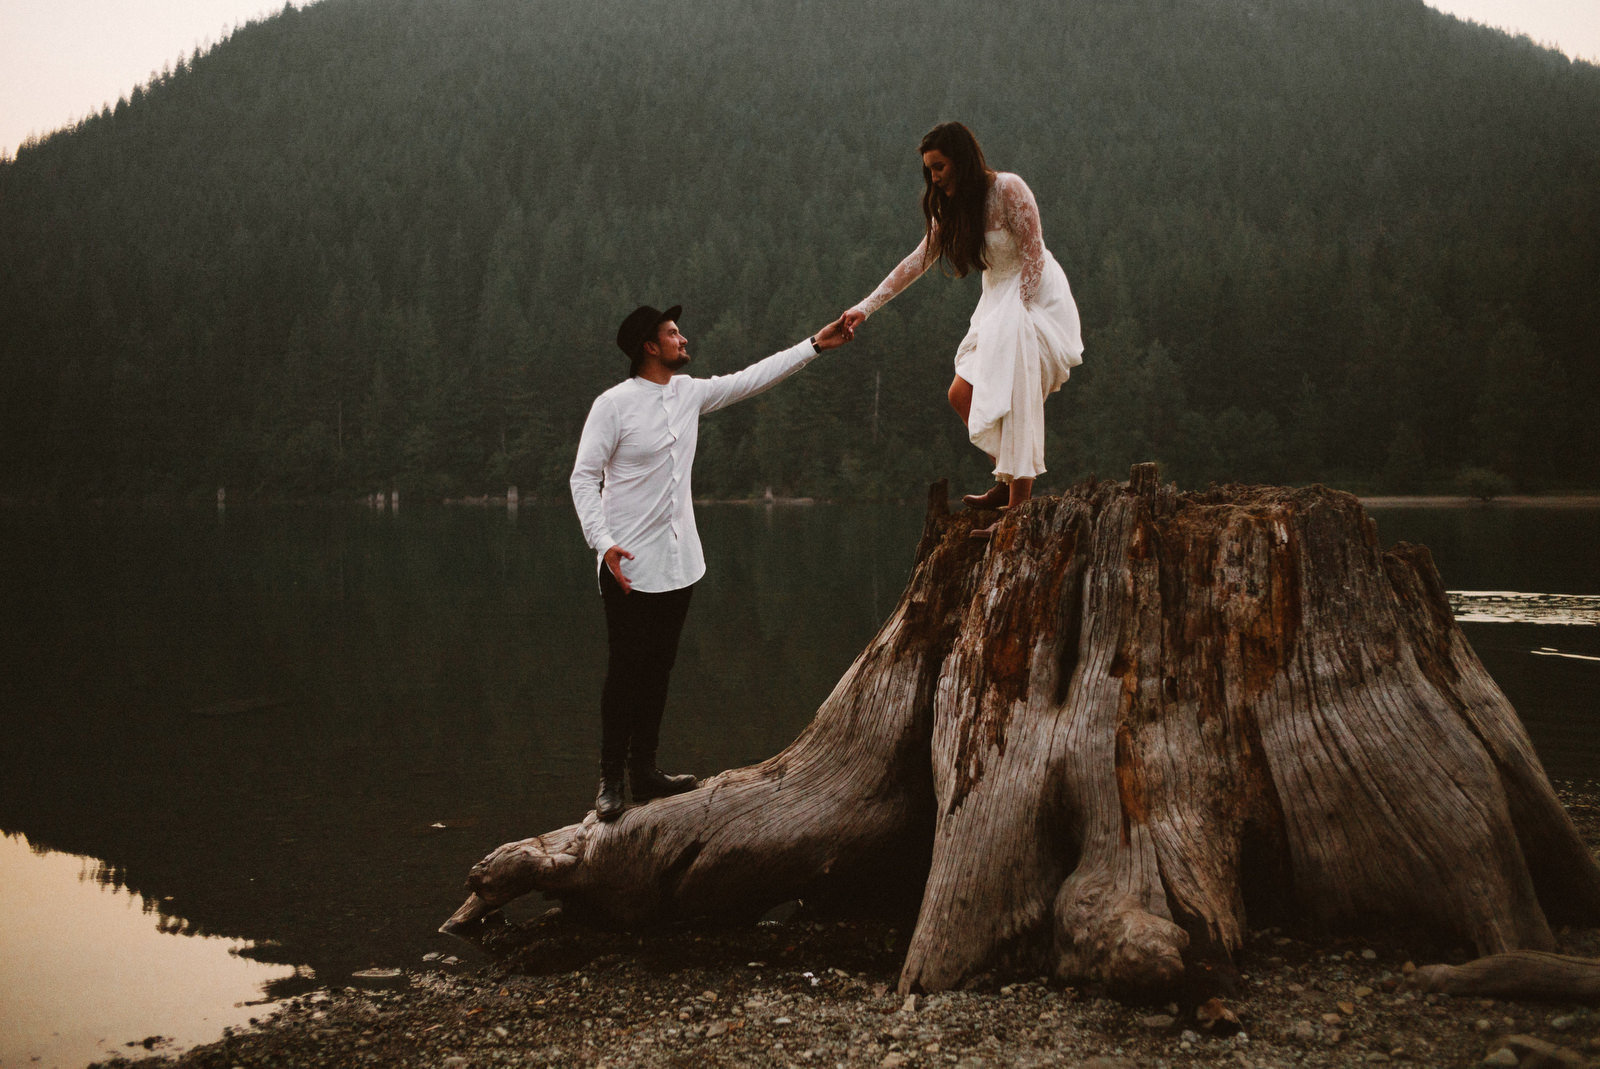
top-left (812, 312), bottom-right (858, 351)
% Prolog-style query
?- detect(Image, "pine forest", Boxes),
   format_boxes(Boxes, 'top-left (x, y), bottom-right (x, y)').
top-left (2, 0), bottom-right (1596, 502)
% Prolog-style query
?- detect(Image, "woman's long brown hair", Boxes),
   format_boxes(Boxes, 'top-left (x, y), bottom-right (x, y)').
top-left (919, 122), bottom-right (994, 278)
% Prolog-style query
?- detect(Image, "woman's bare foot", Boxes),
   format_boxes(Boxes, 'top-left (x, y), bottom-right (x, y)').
top-left (961, 482), bottom-right (1010, 510)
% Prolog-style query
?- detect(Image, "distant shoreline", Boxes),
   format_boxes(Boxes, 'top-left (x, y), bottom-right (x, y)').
top-left (1358, 494), bottom-right (1600, 509)
top-left (6, 490), bottom-right (1600, 511)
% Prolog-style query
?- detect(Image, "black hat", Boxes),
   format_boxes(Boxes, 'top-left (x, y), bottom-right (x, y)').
top-left (616, 304), bottom-right (683, 359)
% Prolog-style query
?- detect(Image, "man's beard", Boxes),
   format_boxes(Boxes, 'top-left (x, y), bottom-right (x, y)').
top-left (664, 352), bottom-right (690, 370)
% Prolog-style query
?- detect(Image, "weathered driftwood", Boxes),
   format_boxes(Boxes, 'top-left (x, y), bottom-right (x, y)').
top-left (1411, 952), bottom-right (1600, 1003)
top-left (445, 465), bottom-right (1600, 995)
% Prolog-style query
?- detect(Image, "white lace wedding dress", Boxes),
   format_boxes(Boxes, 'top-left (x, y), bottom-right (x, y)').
top-left (849, 171), bottom-right (1083, 482)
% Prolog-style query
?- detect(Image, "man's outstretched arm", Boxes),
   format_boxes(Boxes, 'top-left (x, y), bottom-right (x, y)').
top-left (697, 315), bottom-right (854, 414)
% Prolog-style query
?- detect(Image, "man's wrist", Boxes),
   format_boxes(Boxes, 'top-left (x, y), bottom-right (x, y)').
top-left (809, 334), bottom-right (819, 351)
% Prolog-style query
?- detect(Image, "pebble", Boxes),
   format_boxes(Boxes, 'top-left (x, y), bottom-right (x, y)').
top-left (1362, 949), bottom-right (1379, 960)
top-left (164, 911), bottom-right (1600, 1069)
top-left (1482, 1050), bottom-right (1518, 1067)
top-left (349, 968), bottom-right (405, 989)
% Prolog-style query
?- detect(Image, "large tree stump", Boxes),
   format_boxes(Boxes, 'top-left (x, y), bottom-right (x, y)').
top-left (444, 465), bottom-right (1600, 995)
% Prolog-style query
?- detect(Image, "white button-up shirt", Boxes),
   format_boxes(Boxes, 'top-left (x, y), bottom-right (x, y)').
top-left (570, 338), bottom-right (820, 593)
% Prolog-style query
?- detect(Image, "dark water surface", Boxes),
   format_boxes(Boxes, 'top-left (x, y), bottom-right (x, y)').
top-left (1365, 504), bottom-right (1600, 788)
top-left (0, 499), bottom-right (1595, 1065)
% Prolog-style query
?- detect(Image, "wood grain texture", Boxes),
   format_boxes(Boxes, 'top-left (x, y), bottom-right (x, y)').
top-left (445, 467), bottom-right (1600, 995)
top-left (1411, 952), bottom-right (1600, 1003)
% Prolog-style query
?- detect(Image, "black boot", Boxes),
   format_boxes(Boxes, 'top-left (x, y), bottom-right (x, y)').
top-left (630, 756), bottom-right (698, 802)
top-left (595, 765), bottom-right (626, 821)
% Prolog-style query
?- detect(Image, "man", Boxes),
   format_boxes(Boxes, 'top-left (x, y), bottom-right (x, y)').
top-left (570, 304), bottom-right (853, 820)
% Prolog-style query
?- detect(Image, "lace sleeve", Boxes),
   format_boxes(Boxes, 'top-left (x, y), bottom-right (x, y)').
top-left (998, 173), bottom-right (1045, 305)
top-left (849, 232), bottom-right (935, 319)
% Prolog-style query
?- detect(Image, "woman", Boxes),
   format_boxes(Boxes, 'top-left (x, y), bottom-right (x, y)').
top-left (843, 122), bottom-right (1083, 535)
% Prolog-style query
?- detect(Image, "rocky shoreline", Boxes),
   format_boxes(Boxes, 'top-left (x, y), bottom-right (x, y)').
top-left (94, 793), bottom-right (1600, 1069)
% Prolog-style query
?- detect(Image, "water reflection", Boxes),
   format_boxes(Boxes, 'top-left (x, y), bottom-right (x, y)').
top-left (1365, 504), bottom-right (1600, 594)
top-left (0, 833), bottom-right (294, 1068)
top-left (0, 503), bottom-right (926, 996)
top-left (1533, 648), bottom-right (1600, 663)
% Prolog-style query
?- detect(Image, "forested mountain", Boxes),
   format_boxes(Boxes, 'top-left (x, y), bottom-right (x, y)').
top-left (2, 0), bottom-right (1597, 501)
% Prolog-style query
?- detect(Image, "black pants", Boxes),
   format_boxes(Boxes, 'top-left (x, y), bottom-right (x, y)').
top-left (598, 565), bottom-right (695, 770)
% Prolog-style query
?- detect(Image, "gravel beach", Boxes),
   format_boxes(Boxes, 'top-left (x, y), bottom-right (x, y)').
top-left (93, 791), bottom-right (1600, 1069)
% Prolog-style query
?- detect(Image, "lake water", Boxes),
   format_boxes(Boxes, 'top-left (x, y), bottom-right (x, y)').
top-left (1, 498), bottom-right (1596, 1067)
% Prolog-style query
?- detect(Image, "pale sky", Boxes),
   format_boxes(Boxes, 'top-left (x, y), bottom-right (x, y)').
top-left (1, 0), bottom-right (294, 157)
top-left (2, 0), bottom-right (1598, 159)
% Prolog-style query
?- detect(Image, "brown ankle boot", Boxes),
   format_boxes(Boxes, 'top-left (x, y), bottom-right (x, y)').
top-left (961, 482), bottom-right (1009, 510)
